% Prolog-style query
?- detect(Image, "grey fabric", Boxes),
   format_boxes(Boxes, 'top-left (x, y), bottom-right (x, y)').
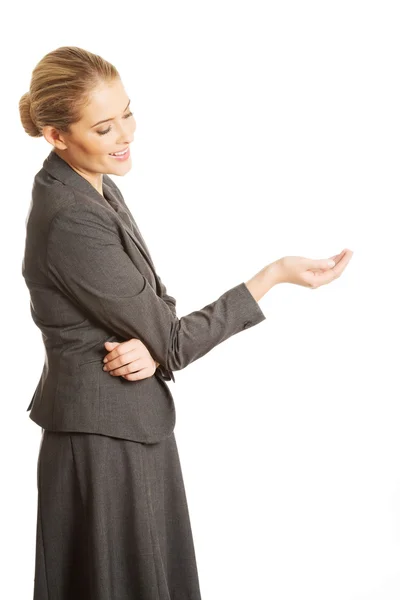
top-left (22, 149), bottom-right (266, 442)
top-left (34, 429), bottom-right (202, 600)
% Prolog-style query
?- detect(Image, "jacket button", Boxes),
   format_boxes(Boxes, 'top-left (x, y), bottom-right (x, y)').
top-left (243, 321), bottom-right (251, 329)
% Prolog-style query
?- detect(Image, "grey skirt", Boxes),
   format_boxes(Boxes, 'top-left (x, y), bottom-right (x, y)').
top-left (33, 429), bottom-right (202, 599)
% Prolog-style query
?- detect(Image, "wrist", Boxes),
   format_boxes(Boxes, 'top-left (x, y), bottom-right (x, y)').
top-left (262, 260), bottom-right (282, 287)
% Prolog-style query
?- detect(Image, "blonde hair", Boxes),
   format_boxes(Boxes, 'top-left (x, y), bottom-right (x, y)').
top-left (19, 46), bottom-right (119, 138)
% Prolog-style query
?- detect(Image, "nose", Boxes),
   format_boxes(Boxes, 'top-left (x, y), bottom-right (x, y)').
top-left (116, 117), bottom-right (135, 144)
top-left (120, 133), bottom-right (134, 145)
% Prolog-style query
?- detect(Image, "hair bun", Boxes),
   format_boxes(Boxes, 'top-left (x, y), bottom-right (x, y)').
top-left (19, 91), bottom-right (42, 138)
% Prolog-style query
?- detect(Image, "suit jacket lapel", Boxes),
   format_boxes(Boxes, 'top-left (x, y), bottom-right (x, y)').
top-left (42, 149), bottom-right (157, 276)
top-left (102, 180), bottom-right (157, 269)
top-left (104, 183), bottom-right (158, 271)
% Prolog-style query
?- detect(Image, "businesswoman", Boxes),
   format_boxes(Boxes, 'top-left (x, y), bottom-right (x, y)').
top-left (19, 46), bottom-right (352, 599)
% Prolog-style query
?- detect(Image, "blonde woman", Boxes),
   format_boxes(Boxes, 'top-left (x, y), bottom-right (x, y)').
top-left (20, 46), bottom-right (352, 599)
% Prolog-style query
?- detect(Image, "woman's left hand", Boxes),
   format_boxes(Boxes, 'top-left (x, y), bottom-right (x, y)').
top-left (102, 339), bottom-right (159, 380)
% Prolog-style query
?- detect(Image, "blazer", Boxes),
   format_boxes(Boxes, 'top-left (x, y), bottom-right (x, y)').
top-left (22, 149), bottom-right (267, 443)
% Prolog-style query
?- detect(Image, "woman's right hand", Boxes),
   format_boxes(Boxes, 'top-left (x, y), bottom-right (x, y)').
top-left (271, 248), bottom-right (353, 289)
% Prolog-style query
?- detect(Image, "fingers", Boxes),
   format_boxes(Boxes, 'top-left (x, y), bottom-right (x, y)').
top-left (308, 256), bottom-right (339, 270)
top-left (102, 337), bottom-right (155, 380)
top-left (103, 352), bottom-right (135, 369)
top-left (305, 249), bottom-right (353, 288)
top-left (327, 249), bottom-right (347, 264)
top-left (122, 367), bottom-right (155, 381)
top-left (307, 249), bottom-right (352, 271)
top-left (103, 338), bottom-right (141, 364)
top-left (103, 347), bottom-right (137, 367)
top-left (330, 249), bottom-right (353, 277)
top-left (305, 268), bottom-right (337, 288)
top-left (103, 340), bottom-right (119, 354)
top-left (103, 357), bottom-right (147, 377)
top-left (103, 359), bottom-right (137, 375)
top-left (104, 354), bottom-right (156, 379)
top-left (307, 249), bottom-right (353, 273)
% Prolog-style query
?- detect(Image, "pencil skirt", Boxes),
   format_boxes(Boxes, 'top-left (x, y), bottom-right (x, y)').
top-left (33, 429), bottom-right (202, 600)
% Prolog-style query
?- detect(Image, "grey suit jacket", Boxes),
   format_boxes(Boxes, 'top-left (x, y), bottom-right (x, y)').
top-left (22, 149), bottom-right (266, 443)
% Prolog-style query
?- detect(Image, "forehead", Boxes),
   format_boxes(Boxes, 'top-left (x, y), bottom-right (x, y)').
top-left (80, 78), bottom-right (128, 125)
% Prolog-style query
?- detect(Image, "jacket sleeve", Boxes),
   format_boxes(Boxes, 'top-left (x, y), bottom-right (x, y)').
top-left (155, 273), bottom-right (177, 318)
top-left (46, 201), bottom-right (267, 373)
top-left (153, 274), bottom-right (177, 381)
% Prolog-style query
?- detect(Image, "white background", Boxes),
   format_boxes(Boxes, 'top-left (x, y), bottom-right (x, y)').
top-left (2, 1), bottom-right (399, 598)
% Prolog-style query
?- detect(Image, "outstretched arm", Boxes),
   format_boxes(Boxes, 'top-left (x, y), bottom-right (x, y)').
top-left (46, 200), bottom-right (267, 373)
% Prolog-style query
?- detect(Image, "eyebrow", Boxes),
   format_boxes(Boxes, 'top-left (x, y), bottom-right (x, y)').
top-left (90, 99), bottom-right (131, 128)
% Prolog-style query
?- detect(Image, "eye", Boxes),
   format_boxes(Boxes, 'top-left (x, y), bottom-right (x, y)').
top-left (97, 111), bottom-right (134, 136)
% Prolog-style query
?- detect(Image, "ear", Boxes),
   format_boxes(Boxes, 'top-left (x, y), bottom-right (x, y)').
top-left (42, 125), bottom-right (68, 150)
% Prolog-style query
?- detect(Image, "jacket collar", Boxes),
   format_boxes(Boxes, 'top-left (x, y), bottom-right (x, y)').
top-left (42, 149), bottom-right (157, 273)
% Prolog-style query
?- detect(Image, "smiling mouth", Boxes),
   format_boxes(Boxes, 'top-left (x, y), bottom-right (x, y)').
top-left (109, 147), bottom-right (129, 156)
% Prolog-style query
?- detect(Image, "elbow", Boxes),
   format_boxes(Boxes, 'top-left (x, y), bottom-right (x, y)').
top-left (165, 319), bottom-right (186, 372)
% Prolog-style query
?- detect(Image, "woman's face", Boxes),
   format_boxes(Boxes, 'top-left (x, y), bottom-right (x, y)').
top-left (43, 77), bottom-right (136, 182)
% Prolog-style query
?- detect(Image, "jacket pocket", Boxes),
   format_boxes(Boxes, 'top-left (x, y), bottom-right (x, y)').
top-left (78, 358), bottom-right (104, 368)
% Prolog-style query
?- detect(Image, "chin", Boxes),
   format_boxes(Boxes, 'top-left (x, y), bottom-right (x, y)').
top-left (110, 163), bottom-right (132, 176)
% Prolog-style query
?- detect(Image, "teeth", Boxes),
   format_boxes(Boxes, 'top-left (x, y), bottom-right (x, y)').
top-left (110, 148), bottom-right (128, 156)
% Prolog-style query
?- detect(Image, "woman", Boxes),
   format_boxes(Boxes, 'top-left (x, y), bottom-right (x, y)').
top-left (19, 46), bottom-right (352, 599)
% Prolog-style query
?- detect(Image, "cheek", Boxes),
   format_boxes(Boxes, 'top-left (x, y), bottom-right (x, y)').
top-left (85, 135), bottom-right (110, 155)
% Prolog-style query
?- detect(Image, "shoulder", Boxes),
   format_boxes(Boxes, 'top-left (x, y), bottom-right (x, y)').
top-left (48, 192), bottom-right (120, 243)
top-left (32, 169), bottom-right (75, 221)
